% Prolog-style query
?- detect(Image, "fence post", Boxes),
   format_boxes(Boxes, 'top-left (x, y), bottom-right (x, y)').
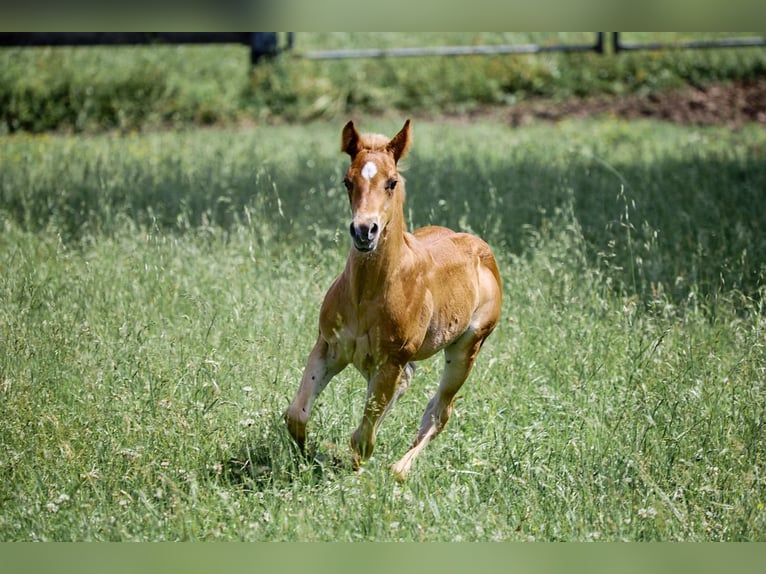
top-left (612, 32), bottom-right (622, 53)
top-left (595, 32), bottom-right (605, 54)
top-left (250, 33), bottom-right (279, 64)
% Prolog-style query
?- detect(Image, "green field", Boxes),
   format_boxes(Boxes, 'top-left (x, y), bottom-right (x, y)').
top-left (1, 116), bottom-right (764, 540)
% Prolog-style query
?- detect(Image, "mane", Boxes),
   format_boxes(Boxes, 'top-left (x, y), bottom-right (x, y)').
top-left (356, 133), bottom-right (390, 153)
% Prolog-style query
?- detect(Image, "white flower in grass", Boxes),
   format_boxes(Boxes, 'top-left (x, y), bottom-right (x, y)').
top-left (46, 493), bottom-right (70, 513)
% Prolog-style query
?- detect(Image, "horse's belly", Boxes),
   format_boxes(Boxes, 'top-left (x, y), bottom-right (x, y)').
top-left (411, 314), bottom-right (472, 361)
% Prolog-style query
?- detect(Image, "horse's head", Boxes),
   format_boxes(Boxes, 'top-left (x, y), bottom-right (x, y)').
top-left (341, 119), bottom-right (412, 253)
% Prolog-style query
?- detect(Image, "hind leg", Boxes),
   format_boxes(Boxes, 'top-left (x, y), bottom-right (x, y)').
top-left (392, 333), bottom-right (486, 481)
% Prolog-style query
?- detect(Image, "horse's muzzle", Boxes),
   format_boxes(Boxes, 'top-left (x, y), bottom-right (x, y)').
top-left (350, 220), bottom-right (379, 252)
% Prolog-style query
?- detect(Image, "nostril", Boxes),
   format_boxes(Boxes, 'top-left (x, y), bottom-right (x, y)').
top-left (349, 222), bottom-right (356, 238)
top-left (369, 223), bottom-right (379, 237)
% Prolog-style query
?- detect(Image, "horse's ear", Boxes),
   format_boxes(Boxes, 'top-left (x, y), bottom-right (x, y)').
top-left (341, 120), bottom-right (361, 158)
top-left (387, 119), bottom-right (412, 164)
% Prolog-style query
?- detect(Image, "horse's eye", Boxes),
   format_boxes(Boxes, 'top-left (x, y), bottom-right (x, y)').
top-left (343, 178), bottom-right (352, 191)
top-left (387, 179), bottom-right (398, 191)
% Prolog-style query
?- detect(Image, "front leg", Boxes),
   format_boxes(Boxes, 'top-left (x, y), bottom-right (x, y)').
top-left (350, 362), bottom-right (409, 464)
top-left (285, 335), bottom-right (347, 452)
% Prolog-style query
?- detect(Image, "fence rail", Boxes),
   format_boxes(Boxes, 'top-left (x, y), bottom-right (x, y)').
top-left (0, 32), bottom-right (250, 46)
top-left (612, 32), bottom-right (766, 53)
top-left (0, 32), bottom-right (290, 63)
top-left (299, 34), bottom-right (605, 60)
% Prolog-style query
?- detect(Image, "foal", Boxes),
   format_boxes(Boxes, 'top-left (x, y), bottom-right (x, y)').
top-left (285, 120), bottom-right (502, 480)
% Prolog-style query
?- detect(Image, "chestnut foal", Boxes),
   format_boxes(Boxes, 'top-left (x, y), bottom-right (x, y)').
top-left (285, 120), bottom-right (502, 480)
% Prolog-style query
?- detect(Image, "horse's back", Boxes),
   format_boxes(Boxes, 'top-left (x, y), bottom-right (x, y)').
top-left (411, 226), bottom-right (502, 315)
top-left (412, 225), bottom-right (455, 245)
top-left (412, 226), bottom-right (500, 283)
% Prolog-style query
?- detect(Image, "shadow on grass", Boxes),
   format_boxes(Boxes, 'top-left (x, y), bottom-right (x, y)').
top-left (220, 424), bottom-right (355, 490)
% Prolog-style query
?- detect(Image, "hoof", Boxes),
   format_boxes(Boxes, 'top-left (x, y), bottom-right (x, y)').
top-left (391, 462), bottom-right (410, 482)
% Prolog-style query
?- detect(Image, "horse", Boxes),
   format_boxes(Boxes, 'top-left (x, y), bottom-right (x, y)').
top-left (284, 119), bottom-right (502, 481)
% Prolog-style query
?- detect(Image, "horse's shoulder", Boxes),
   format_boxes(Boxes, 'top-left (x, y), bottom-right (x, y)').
top-left (319, 273), bottom-right (348, 322)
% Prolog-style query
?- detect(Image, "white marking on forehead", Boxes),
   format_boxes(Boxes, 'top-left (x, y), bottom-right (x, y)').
top-left (361, 161), bottom-right (377, 181)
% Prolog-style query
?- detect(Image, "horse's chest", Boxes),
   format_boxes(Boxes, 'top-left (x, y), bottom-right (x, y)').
top-left (324, 304), bottom-right (415, 375)
top-left (348, 333), bottom-right (377, 377)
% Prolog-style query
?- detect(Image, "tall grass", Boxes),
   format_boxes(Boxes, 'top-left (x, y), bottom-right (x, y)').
top-left (2, 119), bottom-right (764, 298)
top-left (1, 118), bottom-right (764, 540)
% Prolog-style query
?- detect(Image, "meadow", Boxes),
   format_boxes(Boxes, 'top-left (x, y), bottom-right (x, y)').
top-left (1, 116), bottom-right (764, 541)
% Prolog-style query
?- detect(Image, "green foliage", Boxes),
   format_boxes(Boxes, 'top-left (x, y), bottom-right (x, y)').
top-left (0, 119), bottom-right (764, 540)
top-left (245, 40), bottom-right (766, 120)
top-left (1, 33), bottom-right (764, 131)
top-left (0, 45), bottom-right (251, 133)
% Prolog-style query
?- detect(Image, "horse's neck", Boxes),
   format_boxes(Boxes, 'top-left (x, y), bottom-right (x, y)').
top-left (347, 210), bottom-right (408, 304)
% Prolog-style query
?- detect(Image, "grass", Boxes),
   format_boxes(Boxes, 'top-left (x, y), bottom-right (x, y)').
top-left (1, 118), bottom-right (765, 541)
top-left (1, 32), bottom-right (765, 132)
